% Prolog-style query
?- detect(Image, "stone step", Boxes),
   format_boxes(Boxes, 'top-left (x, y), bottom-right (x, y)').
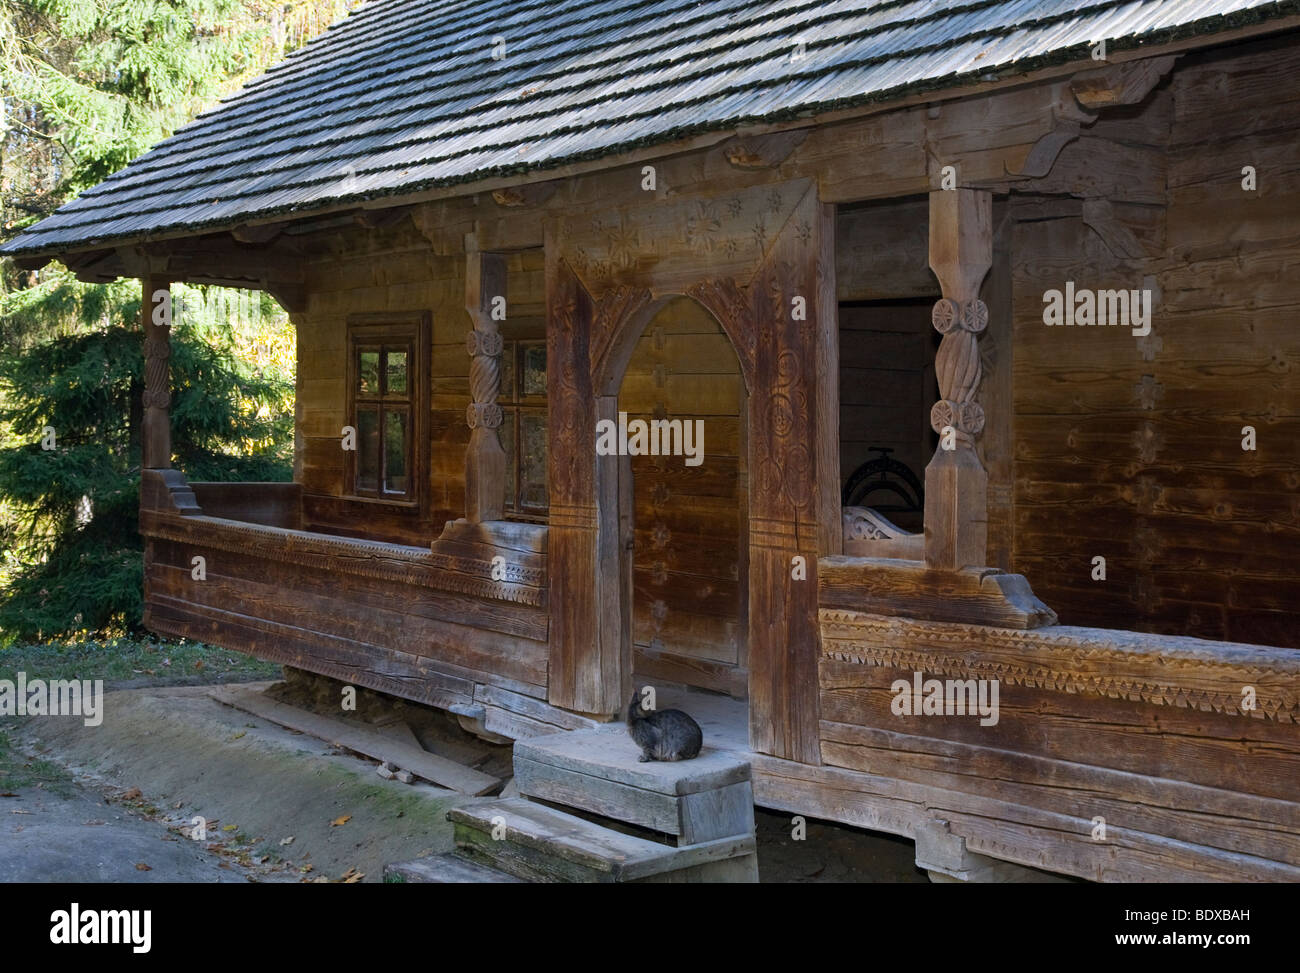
top-left (383, 852), bottom-right (525, 884)
top-left (513, 726), bottom-right (754, 844)
top-left (449, 797), bottom-right (757, 883)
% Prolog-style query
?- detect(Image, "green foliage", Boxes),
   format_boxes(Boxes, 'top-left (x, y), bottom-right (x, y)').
top-left (0, 282), bottom-right (292, 640)
top-left (0, 1), bottom-right (353, 641)
top-left (0, 635), bottom-right (281, 685)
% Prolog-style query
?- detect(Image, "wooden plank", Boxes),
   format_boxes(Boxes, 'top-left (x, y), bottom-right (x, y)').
top-left (818, 556), bottom-right (1057, 629)
top-left (146, 592), bottom-right (544, 701)
top-left (747, 750), bottom-right (1300, 883)
top-left (514, 726), bottom-right (750, 796)
top-left (384, 853), bottom-right (525, 884)
top-left (449, 798), bottom-right (755, 882)
top-left (820, 663), bottom-right (1300, 805)
top-left (209, 684), bottom-right (500, 795)
top-left (512, 753), bottom-right (682, 835)
top-left (818, 719), bottom-right (1300, 866)
top-left (473, 684), bottom-right (601, 732)
top-left (633, 646), bottom-right (748, 697)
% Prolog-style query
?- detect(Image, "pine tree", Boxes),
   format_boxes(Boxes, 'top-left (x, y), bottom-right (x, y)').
top-left (0, 280), bottom-right (293, 640)
top-left (0, 1), bottom-right (354, 641)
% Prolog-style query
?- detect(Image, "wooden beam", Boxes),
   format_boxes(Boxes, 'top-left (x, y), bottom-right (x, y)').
top-left (141, 275), bottom-right (173, 470)
top-left (353, 207), bottom-right (411, 230)
top-left (463, 237), bottom-right (508, 524)
top-left (815, 200), bottom-right (841, 556)
top-left (163, 249), bottom-right (304, 282)
top-left (230, 221), bottom-right (288, 244)
top-left (924, 189), bottom-right (991, 570)
top-left (1070, 54), bottom-right (1179, 110)
top-left (11, 255), bottom-right (51, 272)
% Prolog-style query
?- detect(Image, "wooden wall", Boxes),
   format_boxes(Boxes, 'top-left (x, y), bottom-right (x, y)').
top-left (294, 218), bottom-right (463, 545)
top-left (815, 606), bottom-right (1300, 881)
top-left (292, 217), bottom-right (546, 547)
top-left (619, 297), bottom-right (747, 696)
top-left (1009, 34), bottom-right (1300, 648)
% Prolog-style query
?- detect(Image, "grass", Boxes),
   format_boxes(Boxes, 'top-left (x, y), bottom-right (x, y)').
top-left (0, 727), bottom-right (74, 796)
top-left (0, 636), bottom-right (281, 687)
top-left (0, 637), bottom-right (280, 794)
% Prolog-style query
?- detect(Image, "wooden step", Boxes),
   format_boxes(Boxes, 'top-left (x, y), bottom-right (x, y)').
top-left (383, 852), bottom-right (524, 884)
top-left (513, 726), bottom-right (754, 843)
top-left (449, 798), bottom-right (756, 883)
top-left (209, 685), bottom-right (500, 795)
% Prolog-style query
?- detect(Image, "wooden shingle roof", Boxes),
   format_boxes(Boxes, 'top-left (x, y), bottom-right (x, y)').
top-left (4, 0), bottom-right (1296, 256)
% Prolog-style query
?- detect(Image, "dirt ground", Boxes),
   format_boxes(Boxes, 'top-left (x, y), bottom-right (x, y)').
top-left (3, 676), bottom-right (928, 883)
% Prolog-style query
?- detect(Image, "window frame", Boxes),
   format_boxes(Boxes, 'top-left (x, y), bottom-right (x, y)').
top-left (344, 312), bottom-right (431, 513)
top-left (498, 336), bottom-right (549, 521)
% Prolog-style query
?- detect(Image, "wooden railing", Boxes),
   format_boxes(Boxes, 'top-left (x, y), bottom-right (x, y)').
top-left (188, 481), bottom-right (302, 529)
top-left (813, 555), bottom-right (1300, 881)
top-left (138, 470), bottom-right (553, 724)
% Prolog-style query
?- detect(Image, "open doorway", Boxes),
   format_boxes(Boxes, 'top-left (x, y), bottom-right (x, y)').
top-left (616, 296), bottom-right (748, 698)
top-left (836, 196), bottom-right (940, 549)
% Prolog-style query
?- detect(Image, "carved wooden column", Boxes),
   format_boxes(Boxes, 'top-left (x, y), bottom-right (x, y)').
top-left (464, 241), bottom-right (507, 522)
top-left (142, 275), bottom-right (172, 470)
top-left (925, 189), bottom-right (991, 570)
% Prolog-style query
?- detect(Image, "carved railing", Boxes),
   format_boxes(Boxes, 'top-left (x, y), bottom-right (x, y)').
top-left (841, 506), bottom-right (924, 560)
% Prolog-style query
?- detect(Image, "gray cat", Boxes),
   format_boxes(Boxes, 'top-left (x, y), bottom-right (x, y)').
top-left (626, 689), bottom-right (703, 762)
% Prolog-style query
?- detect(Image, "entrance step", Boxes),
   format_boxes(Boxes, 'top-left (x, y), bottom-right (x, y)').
top-left (383, 852), bottom-right (524, 884)
top-left (513, 726), bottom-right (754, 844)
top-left (449, 797), bottom-right (757, 883)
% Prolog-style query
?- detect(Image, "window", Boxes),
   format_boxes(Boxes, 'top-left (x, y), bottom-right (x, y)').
top-left (498, 339), bottom-right (547, 517)
top-left (346, 314), bottom-right (430, 505)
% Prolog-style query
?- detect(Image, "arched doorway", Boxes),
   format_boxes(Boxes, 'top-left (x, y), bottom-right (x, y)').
top-left (610, 296), bottom-right (748, 698)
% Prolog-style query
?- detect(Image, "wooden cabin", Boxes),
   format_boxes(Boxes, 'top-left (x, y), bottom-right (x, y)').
top-left (5, 0), bottom-right (1298, 881)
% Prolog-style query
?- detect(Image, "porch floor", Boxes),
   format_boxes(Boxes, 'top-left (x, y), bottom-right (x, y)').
top-left (653, 685), bottom-right (749, 753)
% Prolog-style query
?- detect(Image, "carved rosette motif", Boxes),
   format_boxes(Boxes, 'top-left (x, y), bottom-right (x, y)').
top-left (466, 402), bottom-right (503, 429)
top-left (466, 326), bottom-right (502, 431)
top-left (931, 298), bottom-right (988, 446)
top-left (143, 334), bottom-right (171, 410)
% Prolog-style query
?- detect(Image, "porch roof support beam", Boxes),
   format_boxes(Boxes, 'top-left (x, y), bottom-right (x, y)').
top-left (924, 188), bottom-right (991, 570)
top-left (463, 237), bottom-right (508, 523)
top-left (142, 275), bottom-right (173, 471)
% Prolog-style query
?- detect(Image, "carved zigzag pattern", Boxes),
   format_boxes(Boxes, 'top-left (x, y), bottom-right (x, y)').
top-left (820, 609), bottom-right (1299, 724)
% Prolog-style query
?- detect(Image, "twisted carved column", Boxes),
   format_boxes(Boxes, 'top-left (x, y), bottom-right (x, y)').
top-left (925, 189), bottom-right (991, 570)
top-left (466, 328), bottom-right (504, 434)
top-left (929, 296), bottom-right (988, 450)
top-left (464, 246), bottom-right (507, 522)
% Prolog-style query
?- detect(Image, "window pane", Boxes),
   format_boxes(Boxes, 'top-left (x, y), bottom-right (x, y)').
top-left (384, 409), bottom-right (408, 495)
top-left (358, 349), bottom-right (380, 395)
top-left (357, 407), bottom-right (379, 492)
top-left (385, 348), bottom-right (408, 395)
top-left (499, 341), bottom-right (515, 403)
top-left (522, 343), bottom-right (546, 398)
top-left (500, 411), bottom-right (516, 510)
top-left (521, 412), bottom-right (548, 509)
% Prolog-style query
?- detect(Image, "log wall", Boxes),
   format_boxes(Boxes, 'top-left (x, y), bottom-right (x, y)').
top-left (1009, 35), bottom-right (1300, 647)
